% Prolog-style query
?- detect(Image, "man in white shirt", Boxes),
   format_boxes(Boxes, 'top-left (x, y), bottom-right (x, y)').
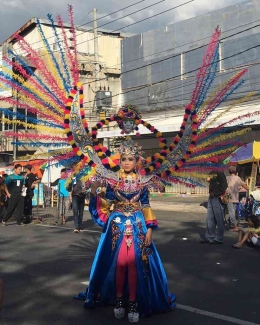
top-left (226, 166), bottom-right (248, 231)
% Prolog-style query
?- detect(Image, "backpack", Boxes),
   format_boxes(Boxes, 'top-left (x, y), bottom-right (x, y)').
top-left (209, 171), bottom-right (228, 200)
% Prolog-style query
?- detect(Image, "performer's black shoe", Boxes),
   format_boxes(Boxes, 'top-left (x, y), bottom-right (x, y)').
top-left (114, 297), bottom-right (125, 319)
top-left (128, 300), bottom-right (139, 323)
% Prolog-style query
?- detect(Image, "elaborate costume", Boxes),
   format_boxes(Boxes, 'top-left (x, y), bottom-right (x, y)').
top-left (83, 171), bottom-right (175, 318)
top-left (0, 5), bottom-right (257, 322)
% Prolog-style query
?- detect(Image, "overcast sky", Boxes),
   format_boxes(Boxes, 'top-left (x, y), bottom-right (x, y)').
top-left (0, 0), bottom-right (245, 43)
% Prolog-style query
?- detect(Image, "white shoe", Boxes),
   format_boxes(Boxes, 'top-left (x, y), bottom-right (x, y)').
top-left (114, 307), bottom-right (125, 319)
top-left (128, 312), bottom-right (139, 323)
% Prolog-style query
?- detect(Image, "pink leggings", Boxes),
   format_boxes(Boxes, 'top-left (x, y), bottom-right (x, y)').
top-left (116, 236), bottom-right (137, 301)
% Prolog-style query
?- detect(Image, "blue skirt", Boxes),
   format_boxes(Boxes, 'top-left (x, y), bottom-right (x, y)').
top-left (77, 211), bottom-right (176, 317)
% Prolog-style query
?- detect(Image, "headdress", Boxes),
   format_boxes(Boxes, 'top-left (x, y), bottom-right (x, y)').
top-left (117, 139), bottom-right (142, 159)
top-left (116, 104), bottom-right (142, 135)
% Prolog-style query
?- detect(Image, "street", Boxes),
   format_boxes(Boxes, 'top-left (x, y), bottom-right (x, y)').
top-left (0, 195), bottom-right (260, 325)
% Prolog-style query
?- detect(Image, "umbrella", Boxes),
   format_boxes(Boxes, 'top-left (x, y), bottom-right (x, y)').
top-left (223, 142), bottom-right (260, 165)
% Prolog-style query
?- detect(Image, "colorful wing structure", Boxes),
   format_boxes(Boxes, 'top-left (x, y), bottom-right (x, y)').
top-left (0, 6), bottom-right (95, 171)
top-left (140, 27), bottom-right (256, 187)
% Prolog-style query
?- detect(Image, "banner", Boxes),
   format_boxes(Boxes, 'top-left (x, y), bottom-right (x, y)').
top-left (32, 183), bottom-right (44, 206)
top-left (249, 162), bottom-right (258, 194)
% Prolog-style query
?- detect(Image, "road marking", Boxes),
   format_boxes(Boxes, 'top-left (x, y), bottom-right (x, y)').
top-left (35, 224), bottom-right (101, 234)
top-left (81, 281), bottom-right (89, 285)
top-left (35, 224), bottom-right (258, 325)
top-left (177, 304), bottom-right (259, 325)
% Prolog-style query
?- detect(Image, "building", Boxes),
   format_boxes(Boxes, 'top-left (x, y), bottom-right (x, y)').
top-left (0, 17), bottom-right (133, 166)
top-left (98, 0), bottom-right (260, 156)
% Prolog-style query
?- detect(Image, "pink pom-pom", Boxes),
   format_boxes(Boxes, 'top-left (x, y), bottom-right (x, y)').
top-left (121, 130), bottom-right (125, 135)
top-left (139, 169), bottom-right (146, 175)
top-left (136, 132), bottom-right (140, 136)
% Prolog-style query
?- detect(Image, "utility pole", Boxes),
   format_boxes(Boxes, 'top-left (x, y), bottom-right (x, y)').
top-left (93, 8), bottom-right (99, 94)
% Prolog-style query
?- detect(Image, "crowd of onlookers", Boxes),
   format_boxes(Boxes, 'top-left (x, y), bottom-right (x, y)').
top-left (0, 163), bottom-right (92, 233)
top-left (0, 164), bottom-right (39, 226)
top-left (200, 165), bottom-right (260, 249)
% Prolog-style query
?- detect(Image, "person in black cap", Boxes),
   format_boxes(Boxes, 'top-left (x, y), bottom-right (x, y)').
top-left (23, 164), bottom-right (40, 223)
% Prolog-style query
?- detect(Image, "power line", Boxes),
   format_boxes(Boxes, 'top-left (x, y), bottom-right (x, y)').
top-left (120, 48), bottom-right (260, 106)
top-left (82, 36), bottom-right (260, 105)
top-left (80, 21), bottom-right (260, 93)
top-left (15, 0), bottom-right (146, 49)
top-left (14, 0), bottom-right (194, 61)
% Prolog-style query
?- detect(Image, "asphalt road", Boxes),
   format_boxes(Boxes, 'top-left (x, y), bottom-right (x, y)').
top-left (0, 195), bottom-right (260, 325)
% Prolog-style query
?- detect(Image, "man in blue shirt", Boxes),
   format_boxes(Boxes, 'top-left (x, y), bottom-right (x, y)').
top-left (2, 164), bottom-right (26, 226)
top-left (51, 168), bottom-right (71, 224)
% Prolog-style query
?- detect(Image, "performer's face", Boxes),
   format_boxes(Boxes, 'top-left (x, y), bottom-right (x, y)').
top-left (121, 154), bottom-right (136, 173)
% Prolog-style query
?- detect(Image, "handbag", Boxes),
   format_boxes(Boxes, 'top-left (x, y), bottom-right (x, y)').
top-left (219, 191), bottom-right (231, 205)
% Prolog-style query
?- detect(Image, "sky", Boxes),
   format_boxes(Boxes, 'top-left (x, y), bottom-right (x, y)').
top-left (0, 0), bottom-right (246, 43)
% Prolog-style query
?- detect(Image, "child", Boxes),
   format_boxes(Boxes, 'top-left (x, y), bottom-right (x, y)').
top-left (232, 215), bottom-right (260, 248)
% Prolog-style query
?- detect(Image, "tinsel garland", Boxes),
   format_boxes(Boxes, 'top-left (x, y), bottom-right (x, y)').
top-left (4, 132), bottom-right (66, 142)
top-left (13, 33), bottom-right (67, 104)
top-left (0, 108), bottom-right (63, 128)
top-left (0, 72), bottom-right (62, 118)
top-left (0, 93), bottom-right (62, 125)
top-left (68, 5), bottom-right (79, 85)
top-left (196, 128), bottom-right (251, 149)
top-left (2, 118), bottom-right (64, 134)
top-left (47, 14), bottom-right (71, 91)
top-left (57, 14), bottom-right (76, 87)
top-left (198, 69), bottom-right (247, 125)
top-left (199, 92), bottom-right (254, 133)
top-left (191, 27), bottom-right (221, 106)
top-left (13, 141), bottom-right (69, 148)
top-left (36, 18), bottom-right (68, 94)
top-left (195, 44), bottom-right (219, 111)
top-left (1, 59), bottom-right (63, 116)
top-left (8, 49), bottom-right (63, 107)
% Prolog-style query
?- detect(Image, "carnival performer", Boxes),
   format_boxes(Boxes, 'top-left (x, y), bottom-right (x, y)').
top-left (82, 140), bottom-right (175, 322)
top-left (0, 9), bottom-right (257, 322)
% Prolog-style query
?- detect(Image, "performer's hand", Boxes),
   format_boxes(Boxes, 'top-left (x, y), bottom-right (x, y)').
top-left (145, 228), bottom-right (152, 246)
top-left (7, 193), bottom-right (11, 198)
top-left (91, 181), bottom-right (101, 194)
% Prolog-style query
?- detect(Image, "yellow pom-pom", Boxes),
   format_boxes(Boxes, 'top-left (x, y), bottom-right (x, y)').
top-left (159, 142), bottom-right (165, 148)
top-left (66, 102), bottom-right (72, 107)
top-left (76, 150), bottom-right (83, 156)
top-left (65, 114), bottom-right (70, 119)
top-left (77, 81), bottom-right (82, 87)
top-left (146, 157), bottom-right (152, 163)
top-left (105, 120), bottom-right (109, 125)
top-left (97, 152), bottom-right (103, 157)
